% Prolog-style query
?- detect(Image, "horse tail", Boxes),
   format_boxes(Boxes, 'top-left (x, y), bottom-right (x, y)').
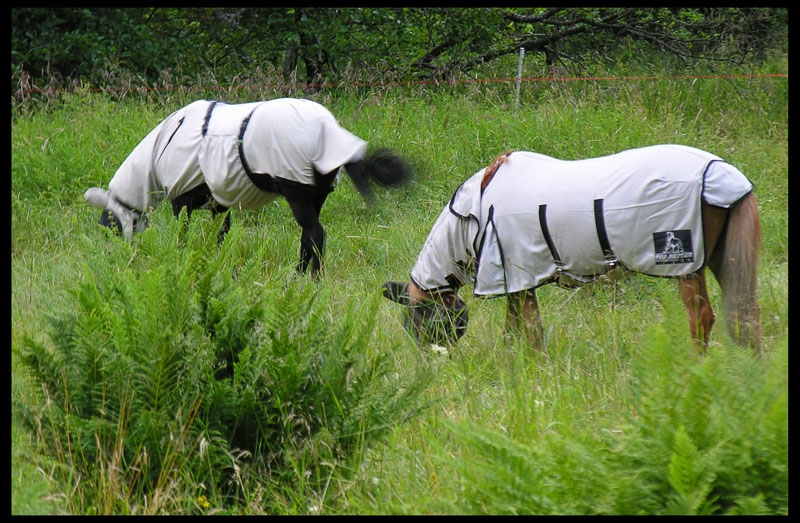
top-left (344, 147), bottom-right (412, 201)
top-left (712, 192), bottom-right (762, 352)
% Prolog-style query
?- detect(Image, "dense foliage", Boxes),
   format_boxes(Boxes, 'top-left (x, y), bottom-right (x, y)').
top-left (12, 7), bottom-right (787, 96)
top-left (17, 216), bottom-right (433, 512)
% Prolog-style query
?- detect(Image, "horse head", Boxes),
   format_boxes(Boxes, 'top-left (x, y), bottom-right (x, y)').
top-left (382, 280), bottom-right (468, 346)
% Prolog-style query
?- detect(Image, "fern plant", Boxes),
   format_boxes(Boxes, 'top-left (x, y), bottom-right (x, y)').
top-left (609, 296), bottom-right (788, 515)
top-left (17, 217), bottom-right (433, 513)
top-left (414, 296), bottom-right (787, 515)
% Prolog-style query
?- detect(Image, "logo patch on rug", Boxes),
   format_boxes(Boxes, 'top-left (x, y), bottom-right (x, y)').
top-left (653, 230), bottom-right (694, 265)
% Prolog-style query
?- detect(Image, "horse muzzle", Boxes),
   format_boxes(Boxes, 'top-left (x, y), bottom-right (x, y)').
top-left (382, 281), bottom-right (469, 345)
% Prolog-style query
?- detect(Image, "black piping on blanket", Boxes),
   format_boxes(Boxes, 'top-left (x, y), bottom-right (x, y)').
top-left (157, 115), bottom-right (188, 164)
top-left (202, 100), bottom-right (217, 137)
top-left (474, 204), bottom-right (513, 295)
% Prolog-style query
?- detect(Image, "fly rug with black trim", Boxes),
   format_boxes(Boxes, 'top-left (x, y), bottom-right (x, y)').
top-left (382, 145), bottom-right (762, 353)
top-left (84, 97), bottom-right (410, 277)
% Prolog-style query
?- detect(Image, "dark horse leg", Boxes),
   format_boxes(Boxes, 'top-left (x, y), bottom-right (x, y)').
top-left (170, 183), bottom-right (230, 242)
top-left (278, 171), bottom-right (335, 278)
top-left (285, 194), bottom-right (329, 278)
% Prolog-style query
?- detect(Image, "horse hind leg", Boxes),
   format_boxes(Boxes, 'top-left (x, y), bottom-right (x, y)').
top-left (679, 271), bottom-right (715, 349)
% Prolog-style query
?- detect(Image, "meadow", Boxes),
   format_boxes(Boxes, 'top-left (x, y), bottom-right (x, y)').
top-left (11, 70), bottom-right (788, 514)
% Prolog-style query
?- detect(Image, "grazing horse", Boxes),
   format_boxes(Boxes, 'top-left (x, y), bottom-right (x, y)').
top-left (383, 145), bottom-right (762, 353)
top-left (84, 98), bottom-right (410, 277)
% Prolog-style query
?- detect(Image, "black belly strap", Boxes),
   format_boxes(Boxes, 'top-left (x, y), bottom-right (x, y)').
top-left (540, 200), bottom-right (619, 273)
top-left (539, 204), bottom-right (564, 272)
top-left (593, 198), bottom-right (618, 268)
top-left (238, 105), bottom-right (277, 194)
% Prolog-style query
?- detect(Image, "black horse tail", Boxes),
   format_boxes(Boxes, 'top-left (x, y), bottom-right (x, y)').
top-left (344, 147), bottom-right (412, 202)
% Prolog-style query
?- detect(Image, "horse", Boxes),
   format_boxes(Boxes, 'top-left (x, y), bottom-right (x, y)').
top-left (382, 145), bottom-right (762, 354)
top-left (84, 98), bottom-right (410, 277)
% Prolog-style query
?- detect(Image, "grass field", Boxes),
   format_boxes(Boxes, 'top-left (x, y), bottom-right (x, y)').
top-left (11, 71), bottom-right (787, 514)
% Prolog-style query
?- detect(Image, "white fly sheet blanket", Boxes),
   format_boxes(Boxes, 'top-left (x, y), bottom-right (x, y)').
top-left (107, 98), bottom-right (368, 212)
top-left (410, 145), bottom-right (754, 297)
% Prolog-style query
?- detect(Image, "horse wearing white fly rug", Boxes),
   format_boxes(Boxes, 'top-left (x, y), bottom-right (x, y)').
top-left (383, 145), bottom-right (761, 353)
top-left (84, 98), bottom-right (410, 277)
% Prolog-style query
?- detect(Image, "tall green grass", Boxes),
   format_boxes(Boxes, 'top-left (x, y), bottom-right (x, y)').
top-left (12, 70), bottom-right (787, 514)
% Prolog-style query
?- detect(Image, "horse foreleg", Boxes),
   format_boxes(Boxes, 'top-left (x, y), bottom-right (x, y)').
top-left (507, 289), bottom-right (544, 350)
top-left (297, 222), bottom-right (324, 277)
top-left (171, 183), bottom-right (230, 242)
top-left (679, 271), bottom-right (715, 349)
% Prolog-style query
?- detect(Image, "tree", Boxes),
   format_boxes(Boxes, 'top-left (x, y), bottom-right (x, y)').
top-left (11, 7), bottom-right (787, 93)
top-left (402, 8), bottom-right (787, 79)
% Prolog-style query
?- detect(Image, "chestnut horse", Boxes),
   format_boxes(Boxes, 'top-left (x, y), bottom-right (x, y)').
top-left (383, 145), bottom-right (761, 353)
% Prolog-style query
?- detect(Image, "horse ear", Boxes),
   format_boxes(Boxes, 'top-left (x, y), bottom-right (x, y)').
top-left (382, 281), bottom-right (410, 305)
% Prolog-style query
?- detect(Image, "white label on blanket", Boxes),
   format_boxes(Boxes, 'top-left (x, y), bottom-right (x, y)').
top-left (653, 230), bottom-right (694, 265)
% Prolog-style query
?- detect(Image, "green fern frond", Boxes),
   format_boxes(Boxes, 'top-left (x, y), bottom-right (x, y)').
top-left (726, 493), bottom-right (774, 515)
top-left (665, 425), bottom-right (718, 514)
top-left (442, 421), bottom-right (559, 514)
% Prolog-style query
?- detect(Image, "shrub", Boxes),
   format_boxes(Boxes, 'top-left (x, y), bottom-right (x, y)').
top-left (17, 218), bottom-right (432, 513)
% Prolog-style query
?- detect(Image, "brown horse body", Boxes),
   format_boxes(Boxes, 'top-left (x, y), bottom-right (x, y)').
top-left (383, 147), bottom-right (762, 353)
